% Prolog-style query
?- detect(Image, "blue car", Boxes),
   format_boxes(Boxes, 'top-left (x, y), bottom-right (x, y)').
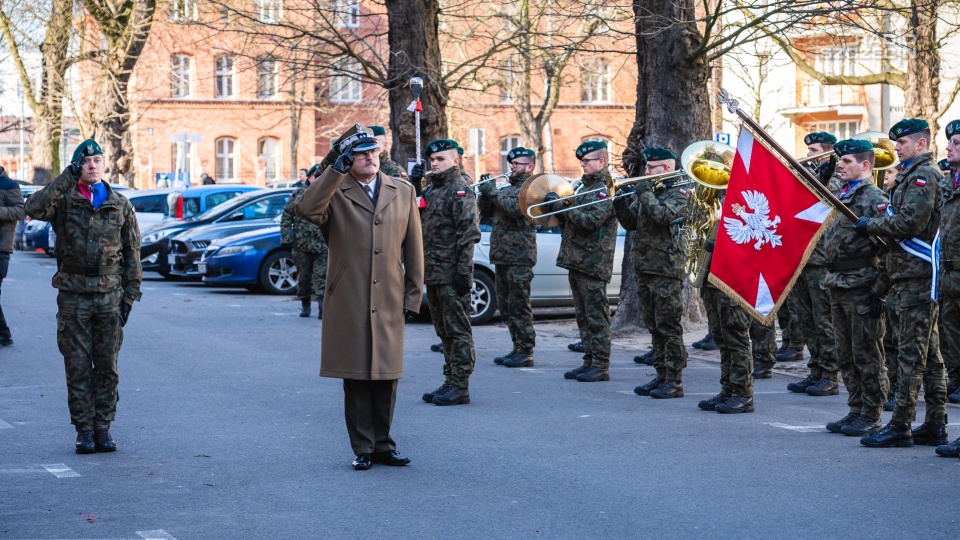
top-left (199, 225), bottom-right (297, 295)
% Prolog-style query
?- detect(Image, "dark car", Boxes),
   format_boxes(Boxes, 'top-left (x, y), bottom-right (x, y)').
top-left (140, 188), bottom-right (293, 277)
top-left (22, 219), bottom-right (51, 253)
top-left (200, 225), bottom-right (297, 295)
top-left (13, 185), bottom-right (41, 251)
top-left (168, 216), bottom-right (281, 279)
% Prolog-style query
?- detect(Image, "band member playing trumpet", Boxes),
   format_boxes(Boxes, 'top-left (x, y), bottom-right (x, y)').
top-left (543, 141), bottom-right (618, 382)
top-left (478, 147), bottom-right (538, 367)
top-left (612, 146), bottom-right (690, 398)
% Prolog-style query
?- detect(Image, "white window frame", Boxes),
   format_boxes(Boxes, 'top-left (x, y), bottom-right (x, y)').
top-left (257, 57), bottom-right (278, 99)
top-left (216, 137), bottom-right (238, 182)
top-left (815, 47), bottom-right (859, 77)
top-left (330, 59), bottom-right (362, 103)
top-left (335, 0), bottom-right (360, 28)
top-left (581, 58), bottom-right (612, 104)
top-left (215, 55), bottom-right (236, 99)
top-left (256, 0), bottom-right (283, 24)
top-left (805, 121), bottom-right (860, 141)
top-left (499, 135), bottom-right (522, 174)
top-left (168, 0), bottom-right (198, 23)
top-left (171, 55), bottom-right (192, 98)
top-left (259, 137), bottom-right (281, 182)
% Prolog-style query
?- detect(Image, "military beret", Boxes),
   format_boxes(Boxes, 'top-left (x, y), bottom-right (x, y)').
top-left (335, 124), bottom-right (379, 155)
top-left (507, 147), bottom-right (536, 162)
top-left (576, 140), bottom-right (607, 160)
top-left (306, 163), bottom-right (320, 178)
top-left (945, 120), bottom-right (960, 139)
top-left (642, 146), bottom-right (677, 162)
top-left (939, 158), bottom-right (952, 172)
top-left (834, 138), bottom-right (874, 157)
top-left (889, 118), bottom-right (929, 140)
top-left (423, 139), bottom-right (462, 158)
top-left (71, 139), bottom-right (103, 164)
top-left (368, 125), bottom-right (386, 136)
top-left (804, 132), bottom-right (837, 146)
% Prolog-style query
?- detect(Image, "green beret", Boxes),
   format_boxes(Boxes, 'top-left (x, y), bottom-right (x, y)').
top-left (424, 139), bottom-right (462, 158)
top-left (306, 164), bottom-right (320, 178)
top-left (834, 138), bottom-right (873, 157)
top-left (804, 132), bottom-right (837, 145)
top-left (945, 120), bottom-right (960, 139)
top-left (368, 126), bottom-right (386, 136)
top-left (939, 158), bottom-right (951, 172)
top-left (889, 118), bottom-right (929, 140)
top-left (642, 146), bottom-right (677, 162)
top-left (576, 140), bottom-right (607, 160)
top-left (71, 139), bottom-right (103, 164)
top-left (507, 147), bottom-right (536, 162)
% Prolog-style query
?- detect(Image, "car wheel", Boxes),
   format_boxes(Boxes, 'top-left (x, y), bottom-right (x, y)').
top-left (259, 251), bottom-right (299, 295)
top-left (470, 270), bottom-right (497, 326)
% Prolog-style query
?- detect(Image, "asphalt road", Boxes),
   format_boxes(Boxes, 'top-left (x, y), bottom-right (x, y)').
top-left (1, 251), bottom-right (958, 539)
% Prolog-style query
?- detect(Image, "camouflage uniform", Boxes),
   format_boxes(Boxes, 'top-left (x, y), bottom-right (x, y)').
top-left (703, 282), bottom-right (754, 398)
top-left (422, 165), bottom-right (480, 388)
top-left (379, 154), bottom-right (407, 178)
top-left (556, 167), bottom-right (618, 370)
top-left (25, 169), bottom-right (142, 432)
top-left (613, 180), bottom-right (688, 381)
top-left (750, 320), bottom-right (777, 369)
top-left (478, 172), bottom-right (537, 354)
top-left (776, 294), bottom-right (802, 350)
top-left (824, 180), bottom-right (890, 420)
top-left (864, 152), bottom-right (947, 425)
top-left (281, 186), bottom-right (328, 300)
top-left (939, 169), bottom-right (960, 395)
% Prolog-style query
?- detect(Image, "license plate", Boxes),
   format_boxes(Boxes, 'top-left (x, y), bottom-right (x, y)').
top-left (198, 263), bottom-right (207, 274)
top-left (167, 254), bottom-right (177, 265)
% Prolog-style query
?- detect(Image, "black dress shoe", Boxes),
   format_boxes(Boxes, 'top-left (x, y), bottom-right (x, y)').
top-left (634, 377), bottom-right (663, 396)
top-left (650, 380), bottom-right (684, 399)
top-left (433, 386), bottom-right (470, 405)
top-left (860, 420), bottom-right (913, 448)
top-left (698, 392), bottom-right (730, 411)
top-left (494, 350), bottom-right (517, 365)
top-left (93, 428), bottom-right (116, 452)
top-left (430, 343), bottom-right (443, 353)
top-left (422, 383), bottom-right (451, 403)
top-left (841, 416), bottom-right (882, 436)
top-left (787, 375), bottom-right (818, 393)
top-left (935, 436), bottom-right (960, 457)
top-left (567, 341), bottom-right (585, 353)
top-left (75, 430), bottom-right (96, 454)
top-left (912, 421), bottom-right (949, 446)
top-left (352, 453), bottom-right (373, 470)
top-left (776, 346), bottom-right (803, 362)
top-left (826, 412), bottom-right (859, 434)
top-left (806, 378), bottom-right (839, 396)
top-left (715, 396), bottom-right (754, 414)
top-left (564, 365), bottom-right (589, 380)
top-left (576, 367), bottom-right (610, 382)
top-left (504, 353), bottom-right (534, 368)
top-left (753, 363), bottom-right (772, 379)
top-left (633, 349), bottom-right (655, 364)
top-left (372, 450), bottom-right (411, 466)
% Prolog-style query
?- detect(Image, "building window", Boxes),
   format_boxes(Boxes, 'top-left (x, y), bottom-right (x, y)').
top-left (805, 121), bottom-right (860, 141)
top-left (335, 0), bottom-right (360, 28)
top-left (499, 135), bottom-right (522, 173)
top-left (168, 0), bottom-right (198, 23)
top-left (256, 0), bottom-right (283, 24)
top-left (216, 137), bottom-right (238, 182)
top-left (171, 55), bottom-right (192, 98)
top-left (215, 55), bottom-right (235, 99)
top-left (259, 137), bottom-right (281, 182)
top-left (330, 59), bottom-right (362, 103)
top-left (257, 57), bottom-right (278, 99)
top-left (816, 47), bottom-right (859, 77)
top-left (581, 59), bottom-right (611, 104)
top-left (170, 142), bottom-right (195, 184)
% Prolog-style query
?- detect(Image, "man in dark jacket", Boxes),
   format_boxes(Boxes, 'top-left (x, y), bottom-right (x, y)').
top-left (0, 166), bottom-right (26, 346)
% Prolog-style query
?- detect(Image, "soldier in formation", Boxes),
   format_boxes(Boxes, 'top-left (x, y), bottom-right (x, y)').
top-left (935, 120), bottom-right (960, 458)
top-left (281, 163), bottom-right (328, 318)
top-left (369, 126), bottom-right (408, 178)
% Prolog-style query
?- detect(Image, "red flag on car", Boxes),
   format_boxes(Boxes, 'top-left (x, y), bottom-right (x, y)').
top-left (707, 127), bottom-right (837, 324)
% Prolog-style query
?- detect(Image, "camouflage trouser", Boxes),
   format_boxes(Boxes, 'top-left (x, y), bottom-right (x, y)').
top-left (883, 302), bottom-right (899, 395)
top-left (636, 273), bottom-right (686, 381)
top-left (792, 266), bottom-right (840, 379)
top-left (569, 270), bottom-right (611, 369)
top-left (940, 295), bottom-right (960, 389)
top-left (494, 264), bottom-right (536, 354)
top-left (831, 287), bottom-right (889, 420)
top-left (778, 291), bottom-right (804, 349)
top-left (56, 289), bottom-right (123, 431)
top-left (750, 320), bottom-right (777, 369)
top-left (426, 283), bottom-right (475, 388)
top-left (703, 284), bottom-right (753, 397)
top-left (294, 249), bottom-right (327, 300)
top-left (888, 280), bottom-right (948, 424)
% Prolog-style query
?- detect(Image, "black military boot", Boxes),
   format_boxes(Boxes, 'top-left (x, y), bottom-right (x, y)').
top-left (949, 387), bottom-right (960, 404)
top-left (430, 343), bottom-right (443, 353)
top-left (826, 412), bottom-right (859, 434)
top-left (841, 416), bottom-right (882, 437)
top-left (422, 383), bottom-right (451, 403)
top-left (715, 396), bottom-right (754, 414)
top-left (75, 430), bottom-right (96, 454)
top-left (912, 421), bottom-right (949, 446)
top-left (633, 349), bottom-right (655, 364)
top-left (299, 299), bottom-right (311, 317)
top-left (94, 428), bottom-right (116, 452)
top-left (883, 397), bottom-right (896, 411)
top-left (698, 392), bottom-right (730, 411)
top-left (692, 333), bottom-right (712, 349)
top-left (576, 366), bottom-right (610, 382)
top-left (504, 353), bottom-right (534, 368)
top-left (698, 334), bottom-right (718, 351)
top-left (633, 377), bottom-right (663, 396)
top-left (564, 365), bottom-right (589, 380)
top-left (753, 363), bottom-right (772, 379)
top-left (787, 374), bottom-right (818, 393)
top-left (644, 355), bottom-right (656, 366)
top-left (567, 341), bottom-right (585, 353)
top-left (494, 350), bottom-right (517, 365)
top-left (805, 378), bottom-right (839, 396)
top-left (935, 436), bottom-right (960, 458)
top-left (776, 342), bottom-right (788, 355)
top-left (433, 385), bottom-right (470, 406)
top-left (860, 420), bottom-right (913, 448)
top-left (776, 346), bottom-right (803, 362)
top-left (317, 299), bottom-right (323, 320)
top-left (650, 380), bottom-right (684, 399)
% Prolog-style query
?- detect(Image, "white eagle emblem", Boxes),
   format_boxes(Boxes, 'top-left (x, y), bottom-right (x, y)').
top-left (723, 190), bottom-right (782, 250)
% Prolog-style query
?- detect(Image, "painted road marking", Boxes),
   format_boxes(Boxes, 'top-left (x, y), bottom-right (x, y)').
top-left (138, 530), bottom-right (178, 540)
top-left (765, 423), bottom-right (825, 433)
top-left (0, 418), bottom-right (12, 429)
top-left (0, 463), bottom-right (80, 478)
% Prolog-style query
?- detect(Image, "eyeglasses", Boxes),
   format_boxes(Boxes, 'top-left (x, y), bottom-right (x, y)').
top-left (510, 161), bottom-right (532, 167)
top-left (644, 163), bottom-right (666, 172)
top-left (580, 157), bottom-right (602, 165)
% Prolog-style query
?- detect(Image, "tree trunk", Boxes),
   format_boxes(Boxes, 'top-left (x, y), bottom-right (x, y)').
top-left (91, 78), bottom-right (135, 186)
top-left (615, 0), bottom-right (711, 330)
top-left (904, 0), bottom-right (940, 149)
top-left (385, 0), bottom-right (448, 165)
top-left (30, 115), bottom-right (58, 185)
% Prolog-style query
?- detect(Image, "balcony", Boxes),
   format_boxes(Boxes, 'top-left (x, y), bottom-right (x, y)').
top-left (778, 81), bottom-right (866, 117)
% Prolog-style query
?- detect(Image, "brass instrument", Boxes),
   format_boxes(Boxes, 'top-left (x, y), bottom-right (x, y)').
top-left (851, 130), bottom-right (900, 186)
top-left (474, 172), bottom-right (511, 187)
top-left (518, 173), bottom-right (576, 228)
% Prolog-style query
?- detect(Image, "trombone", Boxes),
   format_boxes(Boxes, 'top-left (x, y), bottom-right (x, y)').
top-left (474, 172), bottom-right (510, 186)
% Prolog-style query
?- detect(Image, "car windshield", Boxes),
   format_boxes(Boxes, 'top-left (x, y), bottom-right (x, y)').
top-left (192, 192), bottom-right (256, 221)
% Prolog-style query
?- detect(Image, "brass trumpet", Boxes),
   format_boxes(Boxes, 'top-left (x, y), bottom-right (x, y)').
top-left (474, 171), bottom-right (511, 186)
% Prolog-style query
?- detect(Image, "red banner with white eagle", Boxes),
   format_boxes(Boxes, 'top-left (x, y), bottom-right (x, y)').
top-left (707, 126), bottom-right (838, 324)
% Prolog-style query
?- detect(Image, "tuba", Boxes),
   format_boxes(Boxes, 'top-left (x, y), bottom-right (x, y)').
top-left (851, 131), bottom-right (899, 187)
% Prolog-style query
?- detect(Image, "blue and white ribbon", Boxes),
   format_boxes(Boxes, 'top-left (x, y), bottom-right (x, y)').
top-left (886, 205), bottom-right (941, 299)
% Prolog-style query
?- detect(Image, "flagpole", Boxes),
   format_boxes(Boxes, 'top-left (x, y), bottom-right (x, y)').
top-left (717, 89), bottom-right (887, 248)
